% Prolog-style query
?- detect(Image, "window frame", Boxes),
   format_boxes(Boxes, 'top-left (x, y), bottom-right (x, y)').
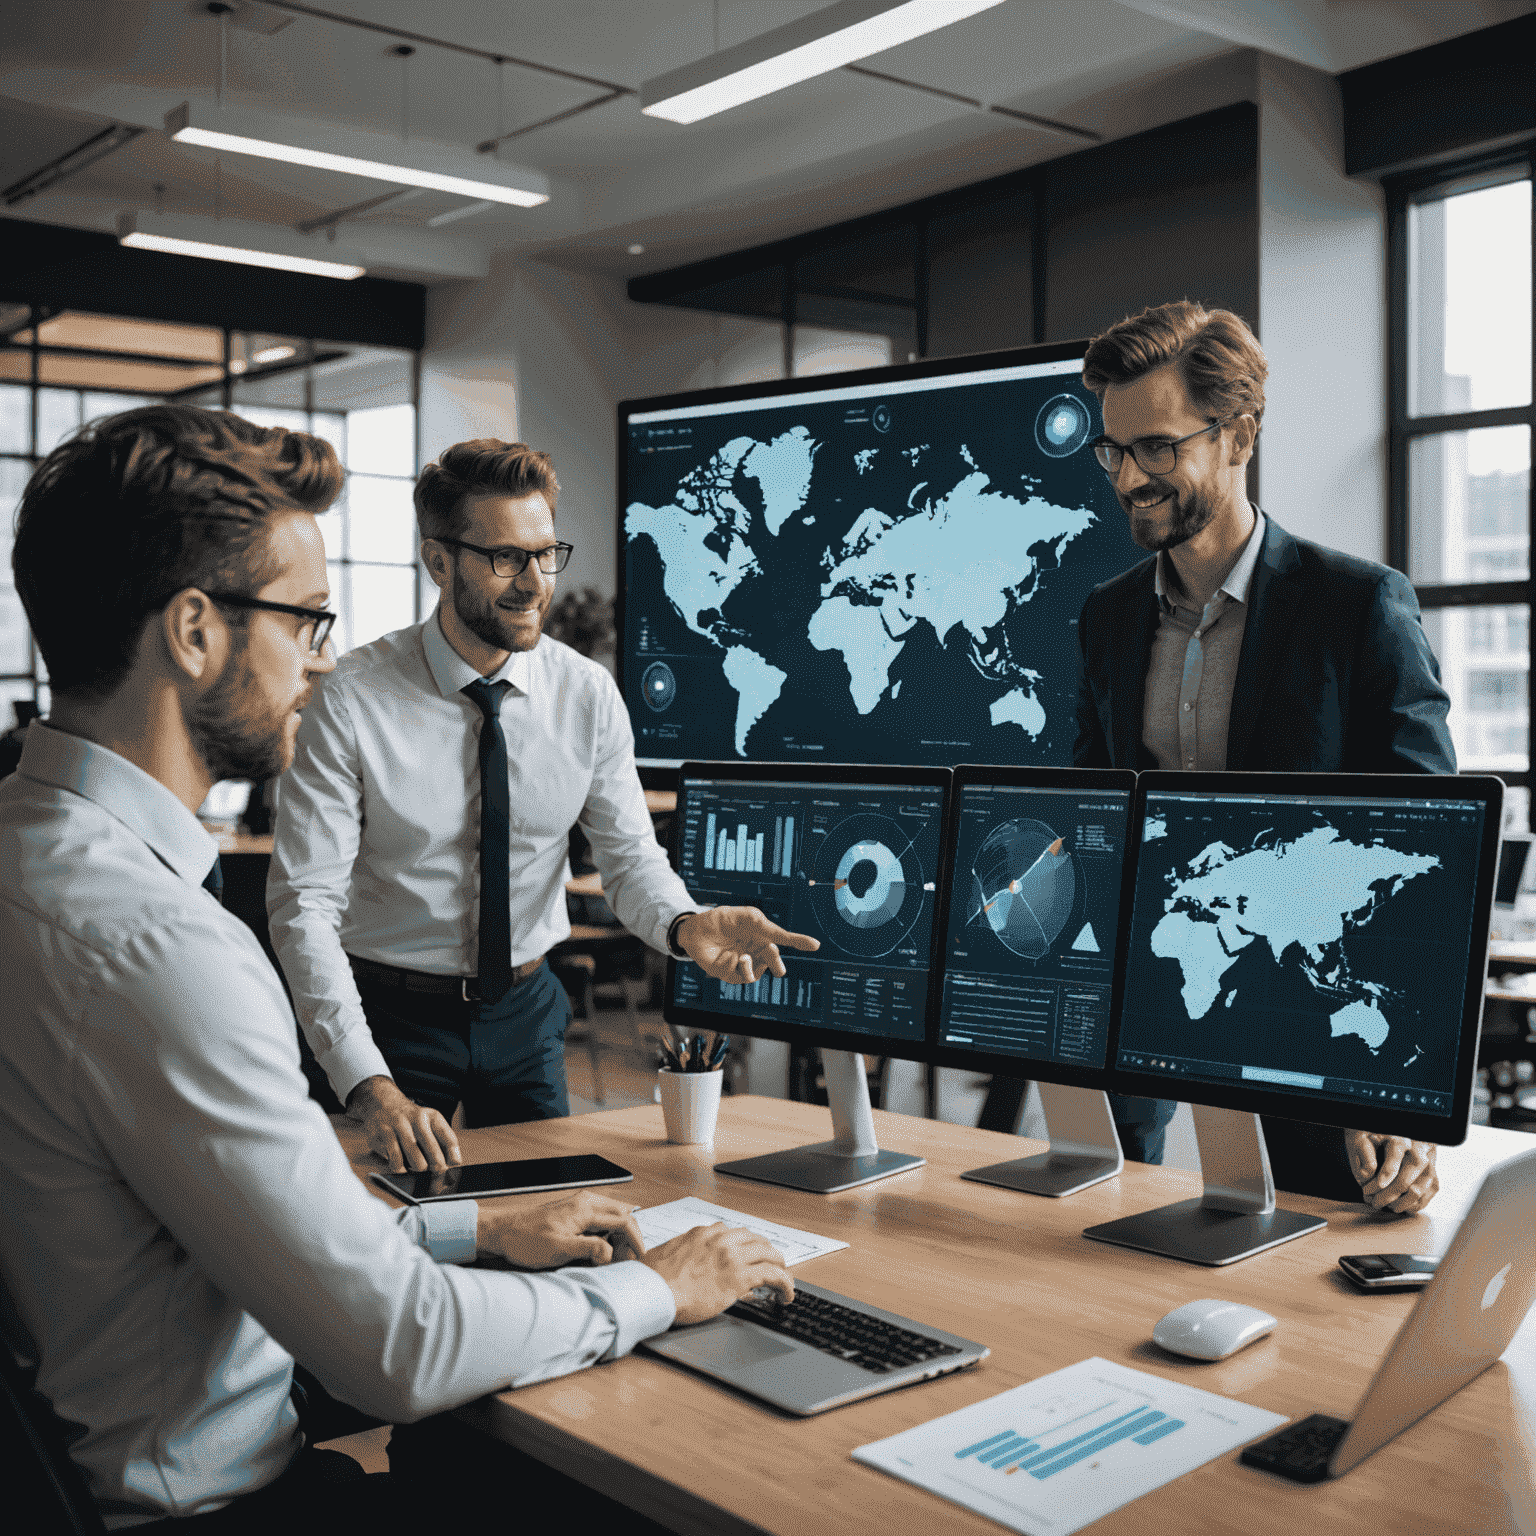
top-left (1387, 145), bottom-right (1536, 791)
top-left (0, 310), bottom-right (423, 710)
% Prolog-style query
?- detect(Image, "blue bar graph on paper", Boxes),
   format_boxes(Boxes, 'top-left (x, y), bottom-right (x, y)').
top-left (1133, 1418), bottom-right (1183, 1446)
top-left (1027, 1412), bottom-right (1167, 1480)
top-left (980, 1437), bottom-right (1039, 1465)
top-left (952, 1403), bottom-right (1186, 1480)
top-left (956, 1430), bottom-right (1019, 1459)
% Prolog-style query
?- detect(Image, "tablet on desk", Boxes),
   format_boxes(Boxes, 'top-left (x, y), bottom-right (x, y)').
top-left (371, 1155), bottom-right (633, 1203)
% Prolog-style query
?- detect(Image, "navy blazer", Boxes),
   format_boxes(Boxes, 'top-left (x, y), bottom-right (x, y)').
top-left (1073, 514), bottom-right (1455, 775)
top-left (1074, 515), bottom-right (1455, 1190)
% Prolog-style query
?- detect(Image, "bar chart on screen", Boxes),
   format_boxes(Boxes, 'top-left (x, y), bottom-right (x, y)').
top-left (718, 974), bottom-right (822, 1010)
top-left (701, 807), bottom-right (796, 876)
top-left (854, 1358), bottom-right (1284, 1535)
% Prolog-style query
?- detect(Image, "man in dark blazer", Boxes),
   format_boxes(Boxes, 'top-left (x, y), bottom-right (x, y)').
top-left (1075, 300), bottom-right (1450, 1216)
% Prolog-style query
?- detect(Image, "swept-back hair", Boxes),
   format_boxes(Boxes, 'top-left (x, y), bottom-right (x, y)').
top-left (1082, 300), bottom-right (1267, 426)
top-left (12, 403), bottom-right (342, 699)
top-left (413, 440), bottom-right (559, 542)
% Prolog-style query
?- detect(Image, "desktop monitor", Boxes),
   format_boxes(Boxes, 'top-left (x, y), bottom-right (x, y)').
top-left (664, 760), bottom-right (950, 1192)
top-left (930, 766), bottom-right (1138, 1197)
top-left (1089, 770), bottom-right (1503, 1265)
top-left (618, 341), bottom-right (1142, 774)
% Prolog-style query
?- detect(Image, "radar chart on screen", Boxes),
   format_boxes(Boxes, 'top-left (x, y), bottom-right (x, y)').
top-left (805, 811), bottom-right (934, 959)
top-left (967, 818), bottom-right (1093, 962)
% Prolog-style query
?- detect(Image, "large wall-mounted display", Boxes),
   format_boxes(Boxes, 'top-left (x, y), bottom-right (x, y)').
top-left (618, 341), bottom-right (1141, 770)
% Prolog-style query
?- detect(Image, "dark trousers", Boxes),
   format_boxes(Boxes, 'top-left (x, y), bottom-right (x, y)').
top-left (355, 960), bottom-right (572, 1126)
top-left (1111, 1097), bottom-right (1363, 1203)
top-left (134, 1365), bottom-right (671, 1535)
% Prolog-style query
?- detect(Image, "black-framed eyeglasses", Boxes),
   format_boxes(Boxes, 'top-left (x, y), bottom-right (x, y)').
top-left (434, 537), bottom-right (574, 578)
top-left (204, 592), bottom-right (336, 655)
top-left (1091, 419), bottom-right (1228, 477)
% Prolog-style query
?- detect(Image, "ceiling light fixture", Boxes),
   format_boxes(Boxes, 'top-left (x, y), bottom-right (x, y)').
top-left (251, 343), bottom-right (297, 364)
top-left (165, 102), bottom-right (550, 207)
top-left (641, 0), bottom-right (1008, 124)
top-left (117, 211), bottom-right (366, 280)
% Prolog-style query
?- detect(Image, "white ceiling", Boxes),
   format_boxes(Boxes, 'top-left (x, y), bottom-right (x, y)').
top-left (1, 0), bottom-right (1531, 284)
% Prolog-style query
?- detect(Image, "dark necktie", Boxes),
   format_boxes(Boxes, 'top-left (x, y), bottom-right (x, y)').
top-left (463, 679), bottom-right (513, 1004)
top-left (202, 855), bottom-right (224, 905)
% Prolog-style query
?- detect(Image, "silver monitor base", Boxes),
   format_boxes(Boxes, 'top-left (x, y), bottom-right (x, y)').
top-left (1082, 1103), bottom-right (1328, 1265)
top-left (714, 1048), bottom-right (924, 1194)
top-left (1083, 1198), bottom-right (1326, 1266)
top-left (962, 1083), bottom-right (1123, 1198)
top-left (715, 1141), bottom-right (925, 1194)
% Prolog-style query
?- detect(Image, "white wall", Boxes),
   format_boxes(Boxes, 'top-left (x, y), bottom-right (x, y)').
top-left (421, 258), bottom-right (783, 600)
top-left (1257, 55), bottom-right (1388, 562)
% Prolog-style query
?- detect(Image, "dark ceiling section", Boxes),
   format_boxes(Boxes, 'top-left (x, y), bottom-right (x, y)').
top-left (0, 215), bottom-right (426, 350)
top-left (629, 103), bottom-right (1260, 361)
top-left (1341, 13), bottom-right (1536, 178)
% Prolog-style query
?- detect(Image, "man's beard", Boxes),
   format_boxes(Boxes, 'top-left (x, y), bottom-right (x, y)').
top-left (1125, 481), bottom-right (1219, 552)
top-left (453, 564), bottom-right (546, 653)
top-left (186, 633), bottom-right (299, 783)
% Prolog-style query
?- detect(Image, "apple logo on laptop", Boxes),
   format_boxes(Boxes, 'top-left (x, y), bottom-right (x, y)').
top-left (1482, 1263), bottom-right (1513, 1311)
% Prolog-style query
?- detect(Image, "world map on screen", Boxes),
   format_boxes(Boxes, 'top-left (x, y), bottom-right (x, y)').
top-left (623, 378), bottom-right (1132, 767)
top-left (1147, 823), bottom-right (1440, 1062)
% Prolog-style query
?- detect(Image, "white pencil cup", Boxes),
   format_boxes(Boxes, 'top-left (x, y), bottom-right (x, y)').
top-left (658, 1068), bottom-right (724, 1146)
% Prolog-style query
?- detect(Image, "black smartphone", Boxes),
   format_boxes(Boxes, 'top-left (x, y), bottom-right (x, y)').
top-left (371, 1155), bottom-right (633, 1204)
top-left (1337, 1253), bottom-right (1439, 1291)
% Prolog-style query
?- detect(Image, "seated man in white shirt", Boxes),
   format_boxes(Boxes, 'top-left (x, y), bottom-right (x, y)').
top-left (0, 405), bottom-right (793, 1533)
top-left (267, 438), bottom-right (816, 1173)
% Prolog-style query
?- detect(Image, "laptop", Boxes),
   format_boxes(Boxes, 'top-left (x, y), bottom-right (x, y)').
top-left (640, 1279), bottom-right (989, 1416)
top-left (1244, 1146), bottom-right (1536, 1479)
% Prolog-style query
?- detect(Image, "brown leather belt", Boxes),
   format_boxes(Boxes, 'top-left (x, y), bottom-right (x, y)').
top-left (347, 953), bottom-right (543, 1003)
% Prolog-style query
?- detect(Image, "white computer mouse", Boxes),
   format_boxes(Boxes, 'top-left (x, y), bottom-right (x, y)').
top-left (1152, 1299), bottom-right (1277, 1360)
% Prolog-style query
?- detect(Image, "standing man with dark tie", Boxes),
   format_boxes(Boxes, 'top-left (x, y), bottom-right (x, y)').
top-left (1073, 300), bottom-right (1451, 1215)
top-left (268, 440), bottom-right (816, 1172)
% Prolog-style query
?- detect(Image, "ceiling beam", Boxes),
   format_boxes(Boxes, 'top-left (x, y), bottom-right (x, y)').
top-left (2, 123), bottom-right (145, 208)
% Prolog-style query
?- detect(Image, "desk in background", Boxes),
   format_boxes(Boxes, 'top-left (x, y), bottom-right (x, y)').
top-left (344, 1099), bottom-right (1536, 1536)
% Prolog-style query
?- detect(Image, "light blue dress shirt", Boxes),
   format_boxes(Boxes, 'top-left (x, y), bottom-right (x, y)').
top-left (0, 724), bottom-right (675, 1527)
top-left (267, 612), bottom-right (696, 1104)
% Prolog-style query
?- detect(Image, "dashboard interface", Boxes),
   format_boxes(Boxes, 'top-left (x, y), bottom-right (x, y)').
top-left (670, 775), bottom-right (946, 1046)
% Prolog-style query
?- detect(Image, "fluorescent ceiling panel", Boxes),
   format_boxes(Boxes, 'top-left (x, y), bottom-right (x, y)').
top-left (118, 211), bottom-right (366, 280)
top-left (166, 102), bottom-right (549, 208)
top-left (642, 0), bottom-right (1009, 124)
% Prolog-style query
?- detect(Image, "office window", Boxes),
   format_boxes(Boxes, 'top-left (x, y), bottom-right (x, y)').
top-left (0, 309), bottom-right (422, 723)
top-left (1392, 159), bottom-right (1533, 824)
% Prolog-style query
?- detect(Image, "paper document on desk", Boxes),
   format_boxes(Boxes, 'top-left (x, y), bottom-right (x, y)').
top-left (853, 1357), bottom-right (1286, 1535)
top-left (632, 1197), bottom-right (847, 1266)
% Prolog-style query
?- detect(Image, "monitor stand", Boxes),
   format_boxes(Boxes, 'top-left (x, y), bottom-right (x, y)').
top-left (961, 1081), bottom-right (1124, 1197)
top-left (714, 1049), bottom-right (925, 1194)
top-left (1082, 1104), bottom-right (1327, 1265)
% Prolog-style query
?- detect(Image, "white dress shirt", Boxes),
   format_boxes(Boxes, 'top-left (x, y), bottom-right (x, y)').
top-left (0, 724), bottom-right (675, 1528)
top-left (267, 610), bottom-right (696, 1105)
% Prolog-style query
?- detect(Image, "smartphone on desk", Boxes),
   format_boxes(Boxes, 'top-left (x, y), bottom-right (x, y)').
top-left (1338, 1253), bottom-right (1439, 1291)
top-left (372, 1155), bottom-right (633, 1204)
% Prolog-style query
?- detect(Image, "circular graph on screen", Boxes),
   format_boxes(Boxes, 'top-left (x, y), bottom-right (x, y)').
top-left (967, 818), bottom-right (1076, 960)
top-left (807, 812), bottom-right (928, 958)
top-left (1034, 394), bottom-right (1092, 458)
top-left (641, 661), bottom-right (677, 712)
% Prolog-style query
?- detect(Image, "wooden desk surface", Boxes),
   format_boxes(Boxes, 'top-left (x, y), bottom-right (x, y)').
top-left (341, 1102), bottom-right (1536, 1536)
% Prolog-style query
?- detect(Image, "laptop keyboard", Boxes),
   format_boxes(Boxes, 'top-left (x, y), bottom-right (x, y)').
top-left (727, 1288), bottom-right (963, 1374)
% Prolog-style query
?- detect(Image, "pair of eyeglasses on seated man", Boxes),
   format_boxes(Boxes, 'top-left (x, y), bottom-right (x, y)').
top-left (204, 591), bottom-right (336, 656)
top-left (1090, 418), bottom-right (1229, 476)
top-left (431, 536), bottom-right (575, 578)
